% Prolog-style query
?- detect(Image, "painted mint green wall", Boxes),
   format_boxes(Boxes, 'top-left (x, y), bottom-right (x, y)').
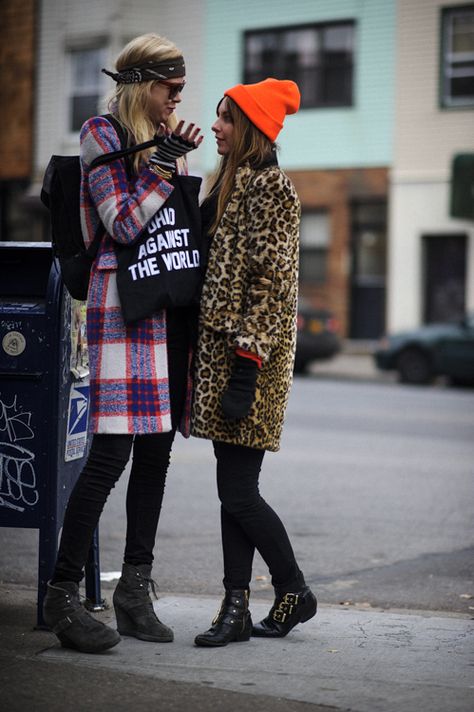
top-left (203, 0), bottom-right (395, 172)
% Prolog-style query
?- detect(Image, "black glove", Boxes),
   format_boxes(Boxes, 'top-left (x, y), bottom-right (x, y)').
top-left (149, 132), bottom-right (197, 170)
top-left (221, 355), bottom-right (258, 420)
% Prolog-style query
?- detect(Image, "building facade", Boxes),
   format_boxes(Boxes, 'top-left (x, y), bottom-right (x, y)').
top-left (28, 0), bottom-right (397, 339)
top-left (8, 1), bottom-right (473, 338)
top-left (203, 0), bottom-right (396, 338)
top-left (0, 0), bottom-right (38, 242)
top-left (34, 0), bottom-right (205, 178)
top-left (24, 1), bottom-right (474, 341)
top-left (388, 0), bottom-right (474, 331)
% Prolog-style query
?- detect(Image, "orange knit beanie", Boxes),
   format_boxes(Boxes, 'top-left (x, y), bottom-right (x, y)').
top-left (224, 78), bottom-right (300, 142)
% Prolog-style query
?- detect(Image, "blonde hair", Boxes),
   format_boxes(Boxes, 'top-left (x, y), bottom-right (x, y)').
top-left (206, 97), bottom-right (274, 233)
top-left (108, 33), bottom-right (183, 172)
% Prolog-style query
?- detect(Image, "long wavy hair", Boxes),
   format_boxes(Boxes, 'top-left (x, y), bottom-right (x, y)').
top-left (107, 33), bottom-right (182, 173)
top-left (206, 97), bottom-right (274, 234)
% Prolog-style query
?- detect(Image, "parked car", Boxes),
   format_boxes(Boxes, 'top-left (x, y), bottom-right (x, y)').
top-left (295, 303), bottom-right (341, 373)
top-left (373, 313), bottom-right (474, 385)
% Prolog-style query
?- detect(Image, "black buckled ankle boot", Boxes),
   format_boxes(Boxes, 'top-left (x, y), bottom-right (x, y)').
top-left (113, 563), bottom-right (173, 642)
top-left (252, 586), bottom-right (317, 638)
top-left (43, 580), bottom-right (121, 653)
top-left (194, 589), bottom-right (252, 647)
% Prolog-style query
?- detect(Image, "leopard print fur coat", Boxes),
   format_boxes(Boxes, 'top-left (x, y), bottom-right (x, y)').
top-left (191, 162), bottom-right (301, 452)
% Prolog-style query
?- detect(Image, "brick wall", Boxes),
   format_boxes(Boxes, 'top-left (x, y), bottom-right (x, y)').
top-left (0, 0), bottom-right (36, 180)
top-left (288, 167), bottom-right (388, 336)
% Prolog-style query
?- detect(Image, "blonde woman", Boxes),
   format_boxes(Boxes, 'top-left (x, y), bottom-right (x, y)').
top-left (43, 33), bottom-right (202, 653)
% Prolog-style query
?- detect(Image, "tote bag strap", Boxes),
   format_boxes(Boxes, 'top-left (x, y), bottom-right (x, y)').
top-left (86, 118), bottom-right (159, 257)
top-left (89, 136), bottom-right (158, 170)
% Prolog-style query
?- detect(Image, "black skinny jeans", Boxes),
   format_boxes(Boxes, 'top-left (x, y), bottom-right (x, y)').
top-left (52, 308), bottom-right (190, 584)
top-left (214, 441), bottom-right (304, 594)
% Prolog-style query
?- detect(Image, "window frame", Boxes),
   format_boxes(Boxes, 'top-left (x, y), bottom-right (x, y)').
top-left (243, 20), bottom-right (356, 110)
top-left (65, 41), bottom-right (108, 135)
top-left (439, 4), bottom-right (474, 109)
top-left (298, 210), bottom-right (331, 286)
top-left (350, 200), bottom-right (387, 286)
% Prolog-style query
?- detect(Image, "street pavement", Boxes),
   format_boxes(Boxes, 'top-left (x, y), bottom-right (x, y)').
top-left (1, 583), bottom-right (473, 712)
top-left (1, 351), bottom-right (473, 712)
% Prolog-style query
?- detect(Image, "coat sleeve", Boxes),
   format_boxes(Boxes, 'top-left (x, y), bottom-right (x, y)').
top-left (233, 170), bottom-right (301, 361)
top-left (80, 116), bottom-right (174, 246)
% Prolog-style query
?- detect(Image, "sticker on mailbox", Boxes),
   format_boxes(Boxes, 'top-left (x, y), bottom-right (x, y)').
top-left (65, 381), bottom-right (89, 462)
top-left (2, 331), bottom-right (26, 356)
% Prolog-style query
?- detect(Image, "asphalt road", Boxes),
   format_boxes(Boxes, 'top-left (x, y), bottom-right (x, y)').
top-left (1, 377), bottom-right (473, 614)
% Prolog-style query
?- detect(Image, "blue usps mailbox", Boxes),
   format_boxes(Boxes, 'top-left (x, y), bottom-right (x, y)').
top-left (0, 242), bottom-right (103, 626)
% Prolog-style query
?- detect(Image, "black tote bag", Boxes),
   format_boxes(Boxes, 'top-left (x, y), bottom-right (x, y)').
top-left (41, 116), bottom-right (156, 301)
top-left (115, 174), bottom-right (203, 324)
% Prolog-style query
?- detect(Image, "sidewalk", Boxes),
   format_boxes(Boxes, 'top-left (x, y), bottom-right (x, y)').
top-left (1, 582), bottom-right (472, 712)
top-left (307, 341), bottom-right (394, 383)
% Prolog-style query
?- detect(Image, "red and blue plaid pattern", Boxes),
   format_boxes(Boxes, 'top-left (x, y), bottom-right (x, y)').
top-left (86, 263), bottom-right (172, 434)
top-left (80, 116), bottom-right (174, 268)
top-left (80, 116), bottom-right (192, 435)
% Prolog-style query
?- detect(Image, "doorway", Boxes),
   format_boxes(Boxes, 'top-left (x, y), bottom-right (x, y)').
top-left (422, 234), bottom-right (467, 323)
top-left (349, 201), bottom-right (387, 339)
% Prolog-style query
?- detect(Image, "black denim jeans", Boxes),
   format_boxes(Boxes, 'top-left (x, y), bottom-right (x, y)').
top-left (52, 308), bottom-right (190, 584)
top-left (213, 441), bottom-right (304, 594)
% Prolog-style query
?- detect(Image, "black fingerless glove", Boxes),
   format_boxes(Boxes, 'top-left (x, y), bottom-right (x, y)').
top-left (149, 133), bottom-right (197, 170)
top-left (221, 355), bottom-right (258, 420)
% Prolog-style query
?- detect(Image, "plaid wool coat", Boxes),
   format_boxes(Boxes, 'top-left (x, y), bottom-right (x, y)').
top-left (80, 115), bottom-right (192, 435)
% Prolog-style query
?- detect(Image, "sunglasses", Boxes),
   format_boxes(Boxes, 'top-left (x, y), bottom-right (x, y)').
top-left (157, 80), bottom-right (186, 100)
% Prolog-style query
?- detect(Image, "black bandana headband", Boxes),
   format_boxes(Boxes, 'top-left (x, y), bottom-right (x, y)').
top-left (102, 56), bottom-right (185, 84)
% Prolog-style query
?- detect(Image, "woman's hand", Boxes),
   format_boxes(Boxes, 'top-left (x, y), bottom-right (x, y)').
top-left (154, 120), bottom-right (203, 148)
top-left (173, 120), bottom-right (204, 148)
top-left (220, 355), bottom-right (258, 420)
top-left (150, 120), bottom-right (203, 171)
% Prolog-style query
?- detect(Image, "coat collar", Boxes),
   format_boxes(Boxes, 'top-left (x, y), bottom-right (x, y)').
top-left (211, 152), bottom-right (280, 230)
top-left (234, 150), bottom-right (279, 190)
top-left (251, 148), bottom-right (279, 170)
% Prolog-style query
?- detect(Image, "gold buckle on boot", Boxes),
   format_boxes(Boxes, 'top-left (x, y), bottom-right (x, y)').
top-left (272, 593), bottom-right (300, 622)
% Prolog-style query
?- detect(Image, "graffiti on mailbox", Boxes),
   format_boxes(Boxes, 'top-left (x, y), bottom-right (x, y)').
top-left (0, 394), bottom-right (38, 512)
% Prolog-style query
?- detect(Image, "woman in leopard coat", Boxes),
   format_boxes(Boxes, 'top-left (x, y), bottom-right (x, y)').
top-left (192, 79), bottom-right (317, 648)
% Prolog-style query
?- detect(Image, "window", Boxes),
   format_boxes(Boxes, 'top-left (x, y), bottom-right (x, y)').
top-left (423, 234), bottom-right (466, 322)
top-left (0, 180), bottom-right (33, 241)
top-left (68, 46), bottom-right (106, 132)
top-left (299, 211), bottom-right (330, 284)
top-left (351, 202), bottom-right (386, 281)
top-left (440, 5), bottom-right (474, 107)
top-left (244, 22), bottom-right (355, 109)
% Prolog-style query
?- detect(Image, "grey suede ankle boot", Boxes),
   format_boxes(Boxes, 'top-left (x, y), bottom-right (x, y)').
top-left (113, 563), bottom-right (173, 642)
top-left (43, 581), bottom-right (121, 653)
